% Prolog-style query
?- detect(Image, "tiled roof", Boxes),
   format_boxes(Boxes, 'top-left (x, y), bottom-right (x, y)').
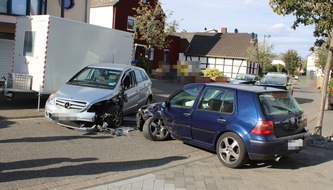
top-left (90, 0), bottom-right (119, 7)
top-left (175, 32), bottom-right (254, 59)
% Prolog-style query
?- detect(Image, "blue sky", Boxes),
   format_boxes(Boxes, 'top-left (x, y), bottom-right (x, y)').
top-left (160, 0), bottom-right (316, 58)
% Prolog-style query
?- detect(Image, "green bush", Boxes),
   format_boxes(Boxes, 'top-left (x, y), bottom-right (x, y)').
top-left (328, 77), bottom-right (333, 91)
top-left (135, 57), bottom-right (149, 72)
top-left (203, 68), bottom-right (223, 77)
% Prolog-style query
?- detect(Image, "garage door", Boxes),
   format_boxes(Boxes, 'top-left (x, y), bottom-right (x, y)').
top-left (0, 39), bottom-right (14, 79)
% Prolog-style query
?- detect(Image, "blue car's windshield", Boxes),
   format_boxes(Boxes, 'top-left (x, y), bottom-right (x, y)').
top-left (67, 67), bottom-right (121, 89)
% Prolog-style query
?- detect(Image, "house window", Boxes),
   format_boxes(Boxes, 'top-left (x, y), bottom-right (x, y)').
top-left (31, 0), bottom-right (47, 14)
top-left (12, 0), bottom-right (28, 15)
top-left (0, 0), bottom-right (46, 15)
top-left (127, 16), bottom-right (136, 32)
top-left (163, 49), bottom-right (169, 62)
top-left (23, 31), bottom-right (35, 57)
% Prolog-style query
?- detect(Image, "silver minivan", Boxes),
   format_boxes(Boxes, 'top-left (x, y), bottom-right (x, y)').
top-left (45, 63), bottom-right (153, 131)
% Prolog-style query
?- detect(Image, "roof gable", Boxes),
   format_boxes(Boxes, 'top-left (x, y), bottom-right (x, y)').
top-left (175, 32), bottom-right (254, 59)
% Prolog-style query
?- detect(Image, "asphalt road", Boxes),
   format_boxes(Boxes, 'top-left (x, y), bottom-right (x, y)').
top-left (0, 117), bottom-right (203, 190)
top-left (0, 77), bottom-right (332, 190)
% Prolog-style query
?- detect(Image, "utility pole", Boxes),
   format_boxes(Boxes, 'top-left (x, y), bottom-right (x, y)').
top-left (61, 0), bottom-right (65, 18)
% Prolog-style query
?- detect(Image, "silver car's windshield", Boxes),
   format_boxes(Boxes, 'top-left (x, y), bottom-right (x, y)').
top-left (67, 67), bottom-right (122, 89)
top-left (259, 76), bottom-right (286, 85)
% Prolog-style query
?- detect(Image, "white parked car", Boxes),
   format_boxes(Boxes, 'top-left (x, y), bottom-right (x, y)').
top-left (45, 63), bottom-right (153, 131)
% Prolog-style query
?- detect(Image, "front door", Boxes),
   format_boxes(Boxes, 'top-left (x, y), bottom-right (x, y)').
top-left (191, 88), bottom-right (236, 148)
top-left (162, 85), bottom-right (203, 141)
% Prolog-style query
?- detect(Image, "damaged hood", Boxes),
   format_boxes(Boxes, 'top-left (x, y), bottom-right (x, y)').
top-left (55, 84), bottom-right (118, 104)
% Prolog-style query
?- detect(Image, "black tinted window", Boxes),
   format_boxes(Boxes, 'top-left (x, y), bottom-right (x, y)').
top-left (170, 86), bottom-right (202, 108)
top-left (259, 92), bottom-right (302, 116)
top-left (198, 88), bottom-right (234, 113)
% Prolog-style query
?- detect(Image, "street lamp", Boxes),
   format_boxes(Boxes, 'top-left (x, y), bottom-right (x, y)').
top-left (261, 34), bottom-right (271, 76)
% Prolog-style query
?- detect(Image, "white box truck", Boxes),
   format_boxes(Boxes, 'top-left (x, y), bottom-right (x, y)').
top-left (3, 15), bottom-right (134, 99)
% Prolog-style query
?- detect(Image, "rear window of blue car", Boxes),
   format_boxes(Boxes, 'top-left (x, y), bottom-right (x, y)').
top-left (258, 92), bottom-right (302, 116)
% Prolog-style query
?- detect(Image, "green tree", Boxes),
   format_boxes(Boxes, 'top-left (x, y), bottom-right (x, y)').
top-left (270, 0), bottom-right (333, 135)
top-left (271, 64), bottom-right (286, 73)
top-left (246, 38), bottom-right (275, 76)
top-left (133, 1), bottom-right (179, 73)
top-left (315, 42), bottom-right (331, 70)
top-left (281, 49), bottom-right (301, 75)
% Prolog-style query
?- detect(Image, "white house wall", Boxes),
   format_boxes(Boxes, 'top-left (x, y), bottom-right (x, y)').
top-left (183, 55), bottom-right (258, 78)
top-left (90, 7), bottom-right (114, 29)
top-left (306, 52), bottom-right (320, 76)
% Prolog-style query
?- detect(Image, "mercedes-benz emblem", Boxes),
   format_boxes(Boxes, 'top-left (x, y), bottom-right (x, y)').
top-left (290, 117), bottom-right (295, 125)
top-left (64, 102), bottom-right (71, 109)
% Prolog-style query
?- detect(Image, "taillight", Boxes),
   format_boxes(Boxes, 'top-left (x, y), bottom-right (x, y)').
top-left (251, 120), bottom-right (274, 135)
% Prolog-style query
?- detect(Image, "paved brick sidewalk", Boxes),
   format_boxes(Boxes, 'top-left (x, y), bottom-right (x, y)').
top-left (85, 145), bottom-right (333, 190)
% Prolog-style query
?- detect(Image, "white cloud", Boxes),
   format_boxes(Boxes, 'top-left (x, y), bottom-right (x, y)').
top-left (270, 23), bottom-right (291, 31)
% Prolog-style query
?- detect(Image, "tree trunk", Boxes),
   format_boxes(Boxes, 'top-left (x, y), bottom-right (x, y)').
top-left (315, 33), bottom-right (333, 136)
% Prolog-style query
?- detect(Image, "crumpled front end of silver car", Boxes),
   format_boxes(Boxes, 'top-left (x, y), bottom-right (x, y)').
top-left (45, 94), bottom-right (97, 131)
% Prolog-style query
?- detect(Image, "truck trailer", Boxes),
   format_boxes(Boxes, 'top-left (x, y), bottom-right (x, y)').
top-left (3, 15), bottom-right (134, 101)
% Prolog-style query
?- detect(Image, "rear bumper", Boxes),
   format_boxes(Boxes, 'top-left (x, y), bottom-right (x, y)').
top-left (248, 132), bottom-right (312, 160)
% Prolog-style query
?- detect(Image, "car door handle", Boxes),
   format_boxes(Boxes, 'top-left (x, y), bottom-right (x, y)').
top-left (217, 118), bottom-right (226, 123)
top-left (184, 113), bottom-right (191, 117)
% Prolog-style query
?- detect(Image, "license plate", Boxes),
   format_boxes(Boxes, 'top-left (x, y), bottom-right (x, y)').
top-left (288, 139), bottom-right (303, 150)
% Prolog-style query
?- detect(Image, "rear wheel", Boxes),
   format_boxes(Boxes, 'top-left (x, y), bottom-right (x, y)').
top-left (143, 117), bottom-right (171, 141)
top-left (216, 132), bottom-right (248, 168)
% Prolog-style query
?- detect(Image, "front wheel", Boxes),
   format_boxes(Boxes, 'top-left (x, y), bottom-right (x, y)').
top-left (143, 117), bottom-right (171, 141)
top-left (216, 132), bottom-right (248, 168)
top-left (107, 108), bottom-right (123, 128)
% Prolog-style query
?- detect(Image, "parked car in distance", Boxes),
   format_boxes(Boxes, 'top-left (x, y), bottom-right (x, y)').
top-left (258, 74), bottom-right (293, 95)
top-left (230, 74), bottom-right (260, 85)
top-left (140, 83), bottom-right (310, 168)
top-left (266, 72), bottom-right (287, 76)
top-left (45, 63), bottom-right (153, 131)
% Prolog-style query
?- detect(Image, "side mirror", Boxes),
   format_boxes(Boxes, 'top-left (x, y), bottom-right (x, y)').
top-left (162, 101), bottom-right (170, 110)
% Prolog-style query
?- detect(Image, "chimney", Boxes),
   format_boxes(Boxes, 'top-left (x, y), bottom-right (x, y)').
top-left (221, 27), bottom-right (227, 33)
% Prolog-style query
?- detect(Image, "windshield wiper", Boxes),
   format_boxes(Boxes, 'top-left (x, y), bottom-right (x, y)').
top-left (271, 105), bottom-right (293, 114)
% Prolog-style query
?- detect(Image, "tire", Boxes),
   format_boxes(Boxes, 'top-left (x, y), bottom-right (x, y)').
top-left (108, 108), bottom-right (123, 128)
top-left (136, 112), bottom-right (144, 131)
top-left (216, 132), bottom-right (249, 168)
top-left (143, 117), bottom-right (171, 141)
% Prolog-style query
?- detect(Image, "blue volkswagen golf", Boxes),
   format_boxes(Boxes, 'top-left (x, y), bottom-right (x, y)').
top-left (141, 83), bottom-right (311, 168)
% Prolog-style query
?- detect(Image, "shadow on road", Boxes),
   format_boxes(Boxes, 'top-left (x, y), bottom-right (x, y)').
top-left (0, 92), bottom-right (48, 110)
top-left (0, 156), bottom-right (187, 182)
top-left (243, 146), bottom-right (333, 170)
top-left (295, 97), bottom-right (314, 104)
